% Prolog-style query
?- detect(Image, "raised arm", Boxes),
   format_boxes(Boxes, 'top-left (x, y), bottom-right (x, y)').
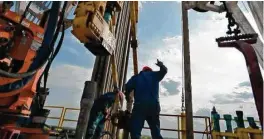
top-left (155, 59), bottom-right (168, 81)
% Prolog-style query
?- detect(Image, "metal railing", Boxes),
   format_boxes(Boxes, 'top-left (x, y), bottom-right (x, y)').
top-left (142, 114), bottom-right (212, 139)
top-left (44, 106), bottom-right (212, 139)
top-left (44, 106), bottom-right (80, 128)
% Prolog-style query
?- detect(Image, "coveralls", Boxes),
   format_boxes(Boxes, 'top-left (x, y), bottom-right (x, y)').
top-left (125, 64), bottom-right (167, 139)
top-left (86, 92), bottom-right (116, 139)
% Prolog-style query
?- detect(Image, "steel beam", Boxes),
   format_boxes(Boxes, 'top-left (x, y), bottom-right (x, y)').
top-left (182, 2), bottom-right (194, 139)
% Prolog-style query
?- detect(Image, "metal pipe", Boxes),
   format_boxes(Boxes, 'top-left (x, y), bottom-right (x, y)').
top-left (118, 4), bottom-right (131, 90)
top-left (103, 1), bottom-right (127, 94)
top-left (75, 81), bottom-right (96, 139)
top-left (182, 2), bottom-right (194, 139)
top-left (119, 21), bottom-right (131, 90)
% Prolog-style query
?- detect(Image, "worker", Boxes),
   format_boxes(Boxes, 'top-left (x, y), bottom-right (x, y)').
top-left (85, 89), bottom-right (124, 139)
top-left (125, 59), bottom-right (168, 139)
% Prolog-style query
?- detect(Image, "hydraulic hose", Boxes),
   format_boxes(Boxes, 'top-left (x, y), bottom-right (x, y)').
top-left (0, 2), bottom-right (61, 78)
top-left (37, 2), bottom-right (67, 91)
top-left (0, 2), bottom-right (61, 93)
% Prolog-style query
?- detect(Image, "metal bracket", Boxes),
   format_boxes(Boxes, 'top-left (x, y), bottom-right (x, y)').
top-left (216, 35), bottom-right (263, 128)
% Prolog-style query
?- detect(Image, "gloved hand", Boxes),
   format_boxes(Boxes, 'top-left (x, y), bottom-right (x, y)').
top-left (155, 59), bottom-right (164, 67)
top-left (104, 108), bottom-right (111, 120)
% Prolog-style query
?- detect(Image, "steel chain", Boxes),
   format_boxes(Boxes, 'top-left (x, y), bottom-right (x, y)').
top-left (222, 1), bottom-right (241, 37)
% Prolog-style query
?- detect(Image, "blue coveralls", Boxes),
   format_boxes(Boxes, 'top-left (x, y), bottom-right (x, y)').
top-left (86, 92), bottom-right (116, 139)
top-left (125, 65), bottom-right (167, 139)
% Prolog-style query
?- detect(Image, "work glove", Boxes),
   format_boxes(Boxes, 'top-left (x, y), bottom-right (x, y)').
top-left (155, 59), bottom-right (164, 67)
top-left (104, 108), bottom-right (111, 120)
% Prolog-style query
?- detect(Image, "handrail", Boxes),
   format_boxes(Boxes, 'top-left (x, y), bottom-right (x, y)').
top-left (44, 106), bottom-right (212, 138)
top-left (44, 105), bottom-right (262, 139)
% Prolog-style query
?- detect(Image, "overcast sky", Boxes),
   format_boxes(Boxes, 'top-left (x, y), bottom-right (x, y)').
top-left (43, 1), bottom-right (263, 138)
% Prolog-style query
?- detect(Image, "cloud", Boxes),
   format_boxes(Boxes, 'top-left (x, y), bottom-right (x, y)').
top-left (70, 35), bottom-right (82, 45)
top-left (138, 1), bottom-right (156, 12)
top-left (131, 9), bottom-right (259, 123)
top-left (138, 1), bottom-right (146, 12)
top-left (238, 81), bottom-right (251, 87)
top-left (161, 79), bottom-right (181, 96)
top-left (45, 64), bottom-right (93, 108)
top-left (210, 94), bottom-right (245, 104)
top-left (233, 91), bottom-right (253, 100)
top-left (67, 47), bottom-right (79, 55)
top-left (210, 81), bottom-right (254, 105)
top-left (194, 108), bottom-right (211, 117)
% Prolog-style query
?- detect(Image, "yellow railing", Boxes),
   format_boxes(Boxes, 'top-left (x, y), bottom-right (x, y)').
top-left (44, 106), bottom-right (80, 128)
top-left (44, 106), bottom-right (261, 139)
top-left (44, 106), bottom-right (212, 138)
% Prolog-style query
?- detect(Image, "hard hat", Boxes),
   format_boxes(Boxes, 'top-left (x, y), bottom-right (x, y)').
top-left (142, 66), bottom-right (152, 71)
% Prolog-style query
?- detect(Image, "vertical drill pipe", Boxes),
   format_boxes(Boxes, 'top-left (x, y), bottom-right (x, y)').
top-left (104, 1), bottom-right (126, 93)
top-left (132, 47), bottom-right (138, 75)
top-left (182, 2), bottom-right (194, 139)
top-left (119, 21), bottom-right (131, 91)
top-left (91, 56), bottom-right (107, 97)
top-left (111, 1), bottom-right (127, 135)
top-left (115, 1), bottom-right (129, 81)
top-left (110, 55), bottom-right (119, 89)
top-left (110, 55), bottom-right (119, 139)
top-left (112, 3), bottom-right (130, 137)
top-left (123, 40), bottom-right (131, 89)
top-left (122, 39), bottom-right (132, 139)
top-left (105, 0), bottom-right (127, 99)
top-left (117, 4), bottom-right (131, 90)
top-left (100, 56), bottom-right (111, 94)
top-left (114, 2), bottom-right (130, 138)
top-left (76, 81), bottom-right (96, 139)
top-left (98, 56), bottom-right (108, 95)
top-left (119, 17), bottom-right (131, 139)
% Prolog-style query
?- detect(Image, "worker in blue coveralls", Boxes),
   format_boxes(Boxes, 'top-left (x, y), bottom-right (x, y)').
top-left (125, 59), bottom-right (168, 139)
top-left (86, 89), bottom-right (124, 139)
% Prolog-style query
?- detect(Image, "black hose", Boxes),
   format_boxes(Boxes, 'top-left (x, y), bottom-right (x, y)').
top-left (36, 2), bottom-right (67, 91)
top-left (43, 21), bottom-right (65, 90)
top-left (0, 2), bottom-right (61, 78)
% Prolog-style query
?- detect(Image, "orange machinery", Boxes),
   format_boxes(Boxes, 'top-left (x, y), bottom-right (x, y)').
top-left (0, 1), bottom-right (124, 138)
top-left (0, 1), bottom-right (64, 138)
top-left (0, 9), bottom-right (49, 139)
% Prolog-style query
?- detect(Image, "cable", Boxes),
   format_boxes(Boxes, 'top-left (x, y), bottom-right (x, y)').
top-left (37, 2), bottom-right (67, 91)
top-left (43, 21), bottom-right (65, 90)
top-left (0, 2), bottom-right (61, 94)
top-left (0, 2), bottom-right (61, 78)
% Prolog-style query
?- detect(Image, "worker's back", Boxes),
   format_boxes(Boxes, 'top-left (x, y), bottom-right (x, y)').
top-left (134, 71), bottom-right (160, 104)
top-left (125, 62), bottom-right (167, 105)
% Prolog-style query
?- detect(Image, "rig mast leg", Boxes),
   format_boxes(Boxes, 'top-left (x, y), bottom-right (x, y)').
top-left (182, 2), bottom-right (194, 139)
